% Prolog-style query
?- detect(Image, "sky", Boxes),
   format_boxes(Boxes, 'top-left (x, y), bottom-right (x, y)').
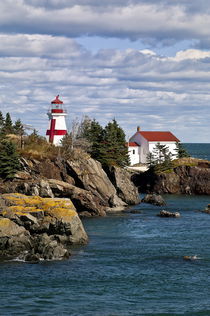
top-left (1, 1), bottom-right (210, 142)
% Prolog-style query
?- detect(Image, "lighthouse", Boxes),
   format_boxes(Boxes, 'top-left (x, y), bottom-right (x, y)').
top-left (46, 95), bottom-right (67, 146)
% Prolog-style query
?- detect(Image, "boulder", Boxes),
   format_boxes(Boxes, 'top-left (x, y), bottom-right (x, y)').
top-left (0, 193), bottom-right (88, 261)
top-left (157, 210), bottom-right (180, 218)
top-left (0, 218), bottom-right (31, 259)
top-left (66, 158), bottom-right (125, 208)
top-left (141, 194), bottom-right (166, 206)
top-left (106, 166), bottom-right (140, 205)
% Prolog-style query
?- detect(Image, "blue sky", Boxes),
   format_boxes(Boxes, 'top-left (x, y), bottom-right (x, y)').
top-left (0, 0), bottom-right (210, 142)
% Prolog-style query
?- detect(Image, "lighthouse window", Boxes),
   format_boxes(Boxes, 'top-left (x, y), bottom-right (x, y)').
top-left (133, 149), bottom-right (135, 154)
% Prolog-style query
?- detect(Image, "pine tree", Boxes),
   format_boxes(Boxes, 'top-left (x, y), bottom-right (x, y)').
top-left (0, 111), bottom-right (4, 129)
top-left (101, 119), bottom-right (130, 167)
top-left (2, 112), bottom-right (14, 134)
top-left (146, 152), bottom-right (155, 168)
top-left (0, 140), bottom-right (20, 180)
top-left (13, 119), bottom-right (24, 136)
top-left (0, 111), bottom-right (5, 139)
top-left (175, 142), bottom-right (190, 158)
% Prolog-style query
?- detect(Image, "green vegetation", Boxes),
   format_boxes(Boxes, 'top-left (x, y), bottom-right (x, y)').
top-left (0, 139), bottom-right (20, 180)
top-left (175, 142), bottom-right (190, 158)
top-left (146, 142), bottom-right (173, 172)
top-left (61, 116), bottom-right (129, 167)
top-left (0, 110), bottom-right (129, 178)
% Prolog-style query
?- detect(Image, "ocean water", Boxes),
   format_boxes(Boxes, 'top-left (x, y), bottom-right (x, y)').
top-left (184, 143), bottom-right (210, 161)
top-left (0, 144), bottom-right (210, 316)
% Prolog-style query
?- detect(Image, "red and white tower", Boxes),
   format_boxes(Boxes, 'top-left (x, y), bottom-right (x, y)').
top-left (46, 95), bottom-right (67, 146)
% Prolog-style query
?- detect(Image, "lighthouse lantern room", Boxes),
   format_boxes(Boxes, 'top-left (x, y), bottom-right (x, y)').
top-left (46, 95), bottom-right (67, 146)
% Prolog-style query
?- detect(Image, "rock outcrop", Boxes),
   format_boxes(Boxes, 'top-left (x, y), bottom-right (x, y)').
top-left (0, 193), bottom-right (88, 261)
top-left (0, 156), bottom-right (140, 216)
top-left (141, 194), bottom-right (165, 206)
top-left (106, 166), bottom-right (140, 205)
top-left (133, 159), bottom-right (210, 195)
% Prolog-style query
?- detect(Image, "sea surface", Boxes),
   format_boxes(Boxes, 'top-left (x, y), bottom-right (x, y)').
top-left (1, 144), bottom-right (210, 316)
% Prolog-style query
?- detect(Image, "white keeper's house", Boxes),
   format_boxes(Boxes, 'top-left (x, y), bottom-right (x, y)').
top-left (127, 127), bottom-right (180, 165)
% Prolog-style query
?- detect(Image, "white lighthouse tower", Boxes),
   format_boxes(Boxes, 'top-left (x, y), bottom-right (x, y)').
top-left (46, 95), bottom-right (67, 146)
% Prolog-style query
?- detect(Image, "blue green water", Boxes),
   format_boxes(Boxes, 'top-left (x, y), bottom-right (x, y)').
top-left (184, 143), bottom-right (210, 161)
top-left (0, 144), bottom-right (210, 315)
top-left (1, 196), bottom-right (210, 315)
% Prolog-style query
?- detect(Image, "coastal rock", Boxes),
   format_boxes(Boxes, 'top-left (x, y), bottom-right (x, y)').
top-left (157, 210), bottom-right (181, 218)
top-left (202, 204), bottom-right (210, 214)
top-left (135, 159), bottom-right (210, 195)
top-left (48, 179), bottom-right (106, 216)
top-left (141, 194), bottom-right (166, 206)
top-left (0, 218), bottom-right (31, 258)
top-left (0, 156), bottom-right (140, 216)
top-left (66, 158), bottom-right (125, 208)
top-left (106, 166), bottom-right (140, 205)
top-left (0, 193), bottom-right (88, 261)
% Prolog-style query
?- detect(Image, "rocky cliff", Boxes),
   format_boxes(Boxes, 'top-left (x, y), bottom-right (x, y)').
top-left (0, 156), bottom-right (140, 216)
top-left (133, 159), bottom-right (210, 195)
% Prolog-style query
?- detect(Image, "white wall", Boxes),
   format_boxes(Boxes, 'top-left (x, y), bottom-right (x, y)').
top-left (128, 146), bottom-right (140, 165)
top-left (129, 133), bottom-right (149, 163)
top-left (148, 142), bottom-right (177, 159)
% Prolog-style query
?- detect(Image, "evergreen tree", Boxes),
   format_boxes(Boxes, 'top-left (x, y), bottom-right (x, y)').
top-left (0, 111), bottom-right (4, 129)
top-left (13, 119), bottom-right (24, 136)
top-left (175, 142), bottom-right (190, 158)
top-left (149, 142), bottom-right (173, 172)
top-left (146, 152), bottom-right (156, 169)
top-left (100, 119), bottom-right (130, 167)
top-left (0, 111), bottom-right (5, 139)
top-left (2, 112), bottom-right (14, 134)
top-left (0, 140), bottom-right (20, 180)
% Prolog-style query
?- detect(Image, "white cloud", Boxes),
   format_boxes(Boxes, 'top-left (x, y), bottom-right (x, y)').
top-left (1, 1), bottom-right (210, 47)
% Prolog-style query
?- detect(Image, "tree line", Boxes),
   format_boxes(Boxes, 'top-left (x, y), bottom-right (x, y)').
top-left (0, 111), bottom-right (24, 136)
top-left (61, 117), bottom-right (130, 167)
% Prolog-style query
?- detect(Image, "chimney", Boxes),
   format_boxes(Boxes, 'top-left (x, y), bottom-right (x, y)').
top-left (137, 126), bottom-right (141, 132)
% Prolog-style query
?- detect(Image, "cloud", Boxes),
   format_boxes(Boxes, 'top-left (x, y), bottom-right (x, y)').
top-left (1, 1), bottom-right (210, 142)
top-left (0, 32), bottom-right (210, 142)
top-left (1, 1), bottom-right (210, 47)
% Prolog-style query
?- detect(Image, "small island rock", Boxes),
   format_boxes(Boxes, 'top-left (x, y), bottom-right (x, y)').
top-left (141, 194), bottom-right (166, 206)
top-left (157, 210), bottom-right (181, 218)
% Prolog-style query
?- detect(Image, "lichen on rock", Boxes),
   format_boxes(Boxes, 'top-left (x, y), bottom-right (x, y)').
top-left (0, 193), bottom-right (88, 262)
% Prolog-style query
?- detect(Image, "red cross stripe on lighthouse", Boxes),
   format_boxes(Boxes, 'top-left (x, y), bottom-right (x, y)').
top-left (46, 119), bottom-right (67, 143)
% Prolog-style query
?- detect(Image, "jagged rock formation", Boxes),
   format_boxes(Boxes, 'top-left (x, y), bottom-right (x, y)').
top-left (132, 159), bottom-right (210, 195)
top-left (106, 166), bottom-right (140, 205)
top-left (0, 193), bottom-right (88, 261)
top-left (0, 156), bottom-right (140, 216)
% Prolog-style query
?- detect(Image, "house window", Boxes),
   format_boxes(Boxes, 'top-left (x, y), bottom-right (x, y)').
top-left (133, 149), bottom-right (135, 154)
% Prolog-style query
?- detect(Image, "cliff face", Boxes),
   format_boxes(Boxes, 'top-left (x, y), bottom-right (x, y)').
top-left (0, 156), bottom-right (140, 216)
top-left (133, 161), bottom-right (210, 195)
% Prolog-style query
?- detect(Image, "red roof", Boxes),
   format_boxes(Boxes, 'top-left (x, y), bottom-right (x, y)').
top-left (139, 131), bottom-right (179, 142)
top-left (51, 95), bottom-right (63, 104)
top-left (126, 142), bottom-right (140, 147)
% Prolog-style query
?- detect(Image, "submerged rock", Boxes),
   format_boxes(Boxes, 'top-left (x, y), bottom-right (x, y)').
top-left (157, 210), bottom-right (181, 218)
top-left (202, 204), bottom-right (210, 214)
